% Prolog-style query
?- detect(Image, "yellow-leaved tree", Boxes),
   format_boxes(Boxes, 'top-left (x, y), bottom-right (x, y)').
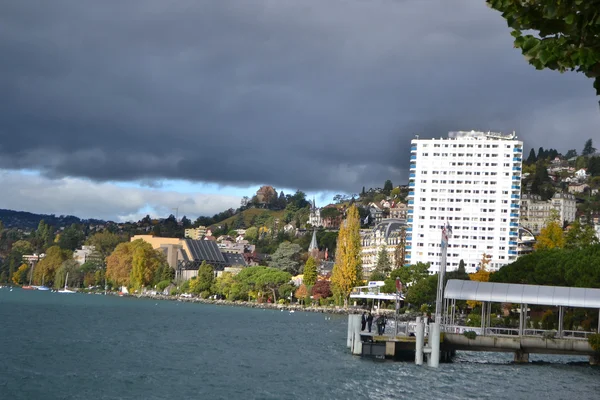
top-left (331, 205), bottom-right (362, 308)
top-left (467, 253), bottom-right (492, 308)
top-left (535, 211), bottom-right (565, 250)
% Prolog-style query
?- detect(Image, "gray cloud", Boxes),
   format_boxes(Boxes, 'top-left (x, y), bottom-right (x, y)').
top-left (0, 0), bottom-right (598, 194)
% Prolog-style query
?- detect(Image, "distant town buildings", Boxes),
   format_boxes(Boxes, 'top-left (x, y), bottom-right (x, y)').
top-left (406, 130), bottom-right (523, 273)
top-left (520, 193), bottom-right (576, 234)
top-left (131, 235), bottom-right (247, 281)
top-left (184, 226), bottom-right (207, 240)
top-left (73, 245), bottom-right (99, 265)
top-left (361, 219), bottom-right (406, 275)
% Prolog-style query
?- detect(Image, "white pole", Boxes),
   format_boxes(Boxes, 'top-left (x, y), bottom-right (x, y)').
top-left (415, 316), bottom-right (424, 365)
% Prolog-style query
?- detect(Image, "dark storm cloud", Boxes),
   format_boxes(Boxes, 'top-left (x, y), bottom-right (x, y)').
top-left (0, 0), bottom-right (598, 192)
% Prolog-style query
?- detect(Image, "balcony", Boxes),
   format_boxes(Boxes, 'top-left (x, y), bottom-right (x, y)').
top-left (510, 213), bottom-right (519, 218)
top-left (512, 166), bottom-right (521, 171)
top-left (514, 148), bottom-right (522, 153)
top-left (409, 182), bottom-right (415, 187)
top-left (407, 227), bottom-right (413, 232)
top-left (511, 204), bottom-right (519, 208)
top-left (407, 219), bottom-right (413, 223)
top-left (509, 241), bottom-right (517, 245)
top-left (510, 222), bottom-right (519, 227)
top-left (511, 194), bottom-right (520, 199)
top-left (511, 185), bottom-right (520, 190)
top-left (409, 173), bottom-right (416, 178)
top-left (408, 209), bottom-right (413, 214)
top-left (410, 163), bottom-right (416, 170)
top-left (512, 176), bottom-right (521, 181)
top-left (513, 158), bottom-right (522, 162)
top-left (408, 200), bottom-right (414, 205)
top-left (408, 191), bottom-right (414, 196)
top-left (410, 155), bottom-right (417, 160)
top-left (411, 146), bottom-right (417, 152)
top-left (509, 250), bottom-right (517, 255)
top-left (510, 232), bottom-right (518, 236)
top-left (406, 245), bottom-right (412, 250)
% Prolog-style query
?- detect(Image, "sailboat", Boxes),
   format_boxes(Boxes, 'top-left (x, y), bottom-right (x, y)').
top-left (57, 272), bottom-right (75, 294)
top-left (34, 275), bottom-right (51, 291)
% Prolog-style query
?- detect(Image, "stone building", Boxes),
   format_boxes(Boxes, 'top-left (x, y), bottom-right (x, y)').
top-left (360, 219), bottom-right (407, 276)
top-left (520, 192), bottom-right (576, 234)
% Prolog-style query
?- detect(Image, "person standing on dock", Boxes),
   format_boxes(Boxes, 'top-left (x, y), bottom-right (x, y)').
top-left (367, 312), bottom-right (373, 332)
top-left (361, 312), bottom-right (367, 331)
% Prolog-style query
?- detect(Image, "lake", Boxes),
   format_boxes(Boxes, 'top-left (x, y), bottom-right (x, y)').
top-left (1, 288), bottom-right (599, 399)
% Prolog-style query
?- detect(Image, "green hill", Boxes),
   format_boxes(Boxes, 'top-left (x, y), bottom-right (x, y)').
top-left (210, 208), bottom-right (286, 230)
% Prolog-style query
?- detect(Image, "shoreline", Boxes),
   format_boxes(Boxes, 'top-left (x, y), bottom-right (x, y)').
top-left (133, 292), bottom-right (412, 317)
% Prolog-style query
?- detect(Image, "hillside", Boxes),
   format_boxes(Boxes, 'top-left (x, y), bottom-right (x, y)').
top-left (210, 208), bottom-right (286, 230)
top-left (0, 209), bottom-right (108, 230)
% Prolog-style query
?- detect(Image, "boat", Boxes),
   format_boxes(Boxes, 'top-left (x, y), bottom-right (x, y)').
top-left (22, 285), bottom-right (35, 290)
top-left (57, 273), bottom-right (75, 294)
top-left (118, 286), bottom-right (129, 297)
top-left (34, 275), bottom-right (51, 291)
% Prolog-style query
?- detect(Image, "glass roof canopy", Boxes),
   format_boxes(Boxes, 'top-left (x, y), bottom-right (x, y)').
top-left (444, 279), bottom-right (600, 308)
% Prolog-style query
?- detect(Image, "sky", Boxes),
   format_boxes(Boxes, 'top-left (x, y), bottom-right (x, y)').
top-left (1, 0), bottom-right (598, 222)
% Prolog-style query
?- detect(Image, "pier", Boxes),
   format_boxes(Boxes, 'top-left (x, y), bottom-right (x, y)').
top-left (347, 279), bottom-right (600, 365)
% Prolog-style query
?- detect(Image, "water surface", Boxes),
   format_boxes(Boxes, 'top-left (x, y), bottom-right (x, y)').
top-left (1, 289), bottom-right (599, 399)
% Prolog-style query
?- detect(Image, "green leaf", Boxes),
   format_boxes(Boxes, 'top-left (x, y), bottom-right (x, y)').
top-left (510, 29), bottom-right (522, 38)
top-left (565, 14), bottom-right (575, 25)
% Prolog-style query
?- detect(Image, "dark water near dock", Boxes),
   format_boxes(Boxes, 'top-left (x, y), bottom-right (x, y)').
top-left (1, 289), bottom-right (599, 400)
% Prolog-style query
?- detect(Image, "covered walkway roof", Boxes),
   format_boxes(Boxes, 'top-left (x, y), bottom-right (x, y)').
top-left (444, 279), bottom-right (600, 309)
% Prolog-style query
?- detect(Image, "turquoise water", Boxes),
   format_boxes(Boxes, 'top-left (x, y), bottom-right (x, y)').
top-left (1, 288), bottom-right (599, 400)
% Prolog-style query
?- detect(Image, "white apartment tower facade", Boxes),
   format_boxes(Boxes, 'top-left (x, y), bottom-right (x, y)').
top-left (406, 131), bottom-right (523, 273)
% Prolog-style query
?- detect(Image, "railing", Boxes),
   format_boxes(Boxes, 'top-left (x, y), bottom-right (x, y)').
top-left (442, 324), bottom-right (595, 340)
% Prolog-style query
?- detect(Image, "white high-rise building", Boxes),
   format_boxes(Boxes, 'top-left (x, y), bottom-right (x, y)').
top-left (406, 130), bottom-right (523, 273)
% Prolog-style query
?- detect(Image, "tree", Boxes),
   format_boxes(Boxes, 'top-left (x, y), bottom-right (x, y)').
top-left (583, 139), bottom-right (597, 156)
top-left (383, 180), bottom-right (393, 195)
top-left (12, 263), bottom-right (29, 285)
top-left (565, 149), bottom-right (578, 159)
top-left (526, 148), bottom-right (537, 164)
top-left (57, 224), bottom-right (85, 251)
top-left (106, 239), bottom-right (161, 288)
top-left (487, 0), bottom-right (600, 99)
top-left (87, 231), bottom-right (128, 261)
top-left (405, 274), bottom-right (438, 308)
top-left (312, 280), bottom-right (332, 300)
top-left (303, 256), bottom-right (318, 286)
top-left (381, 262), bottom-right (430, 294)
top-left (189, 261), bottom-right (214, 295)
top-left (130, 242), bottom-right (166, 290)
top-left (255, 268), bottom-right (292, 302)
top-left (394, 228), bottom-right (407, 269)
top-left (54, 259), bottom-right (83, 289)
top-left (35, 246), bottom-right (71, 286)
top-left (331, 205), bottom-right (362, 307)
top-left (564, 220), bottom-right (599, 249)
top-left (295, 284), bottom-right (308, 300)
top-left (244, 227), bottom-right (258, 242)
top-left (268, 242), bottom-right (302, 275)
top-left (375, 245), bottom-right (392, 275)
top-left (212, 272), bottom-right (235, 299)
top-left (535, 220), bottom-right (565, 250)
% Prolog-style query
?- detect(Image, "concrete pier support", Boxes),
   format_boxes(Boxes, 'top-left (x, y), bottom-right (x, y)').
top-left (350, 314), bottom-right (363, 355)
top-left (428, 321), bottom-right (440, 368)
top-left (347, 314), bottom-right (353, 348)
top-left (415, 317), bottom-right (424, 365)
top-left (514, 350), bottom-right (529, 363)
